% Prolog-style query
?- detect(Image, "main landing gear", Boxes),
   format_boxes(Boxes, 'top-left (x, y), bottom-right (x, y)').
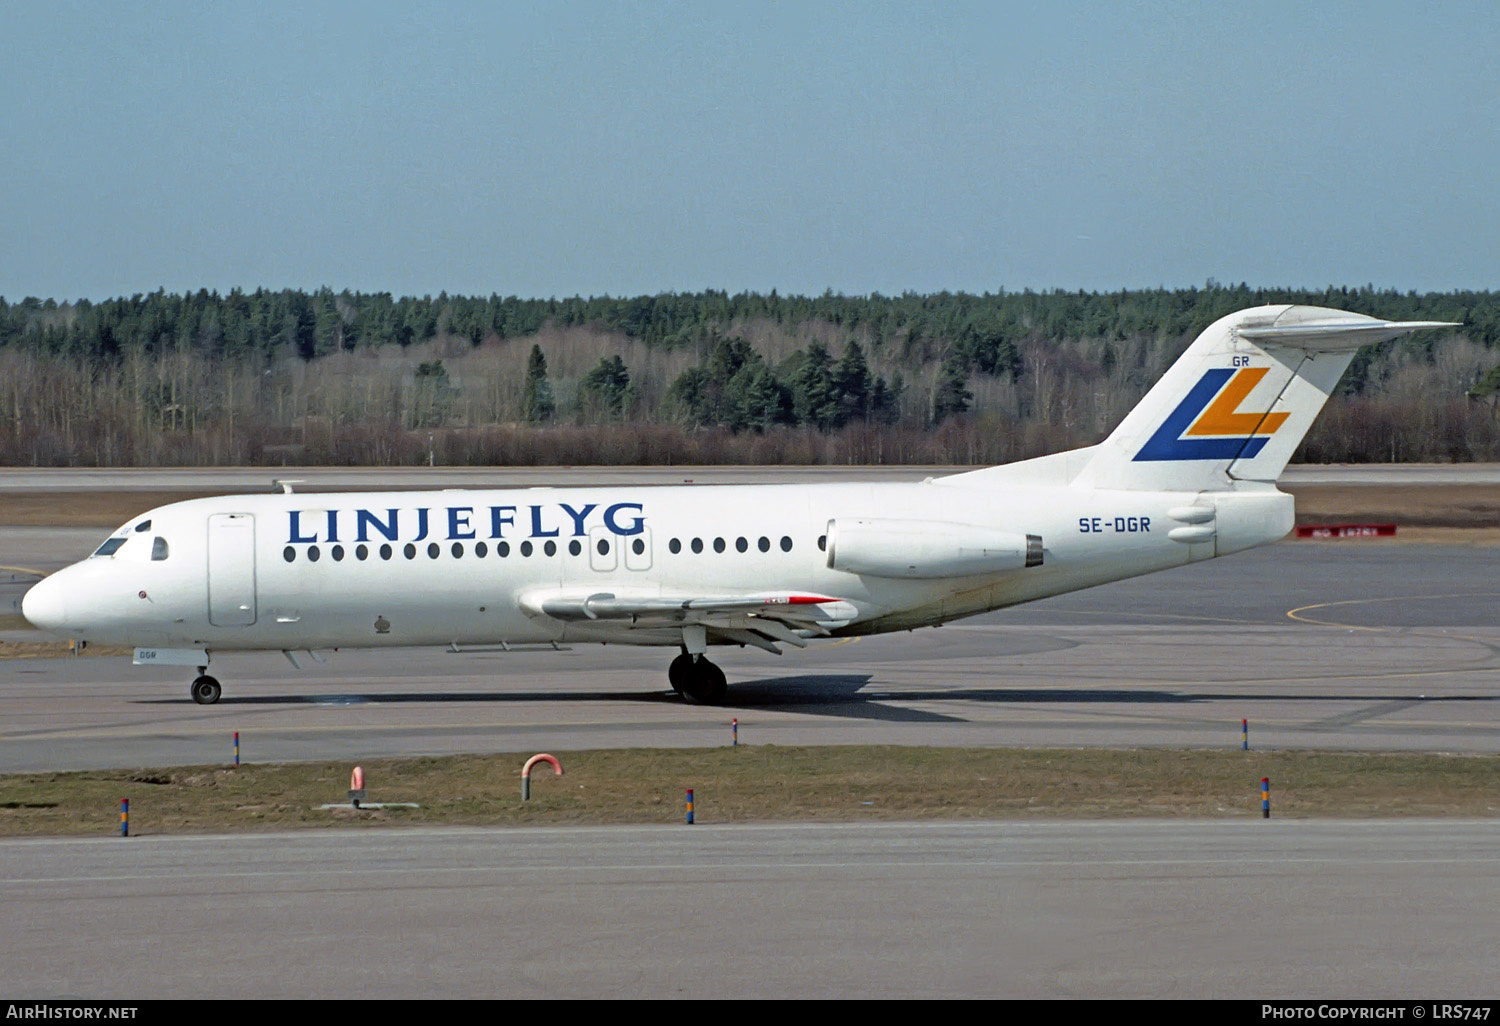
top-left (190, 667), bottom-right (222, 706)
top-left (668, 651), bottom-right (727, 705)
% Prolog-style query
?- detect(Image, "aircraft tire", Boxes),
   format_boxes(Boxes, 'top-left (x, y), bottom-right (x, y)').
top-left (667, 652), bottom-right (694, 694)
top-left (678, 658), bottom-right (727, 705)
top-left (191, 675), bottom-right (222, 705)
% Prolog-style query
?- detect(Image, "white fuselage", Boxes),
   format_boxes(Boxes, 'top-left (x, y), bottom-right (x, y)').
top-left (23, 471), bottom-right (1293, 654)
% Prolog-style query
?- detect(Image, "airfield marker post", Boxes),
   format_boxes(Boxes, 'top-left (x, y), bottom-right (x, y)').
top-left (1242, 719), bottom-right (1248, 751)
top-left (732, 718), bottom-right (738, 746)
top-left (234, 731), bottom-right (240, 766)
top-left (686, 789), bottom-right (694, 824)
top-left (120, 798), bottom-right (128, 837)
top-left (1261, 777), bottom-right (1270, 819)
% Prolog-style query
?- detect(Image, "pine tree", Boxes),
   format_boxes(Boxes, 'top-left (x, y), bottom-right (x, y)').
top-left (931, 355), bottom-right (972, 424)
top-left (580, 355), bottom-right (631, 418)
top-left (741, 366), bottom-right (788, 431)
top-left (834, 341), bottom-right (873, 421)
top-left (871, 373), bottom-right (903, 425)
top-left (793, 342), bottom-right (839, 429)
top-left (522, 344), bottom-right (555, 422)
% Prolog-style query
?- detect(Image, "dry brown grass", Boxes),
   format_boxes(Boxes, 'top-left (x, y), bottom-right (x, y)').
top-left (3, 747), bottom-right (1497, 838)
top-left (1283, 484), bottom-right (1500, 528)
top-left (0, 639), bottom-right (131, 659)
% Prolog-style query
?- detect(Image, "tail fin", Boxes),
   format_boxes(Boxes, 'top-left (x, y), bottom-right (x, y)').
top-left (1072, 305), bottom-right (1457, 492)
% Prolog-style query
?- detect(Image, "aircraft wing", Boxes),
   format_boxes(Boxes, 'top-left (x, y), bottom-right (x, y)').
top-left (519, 590), bottom-right (859, 653)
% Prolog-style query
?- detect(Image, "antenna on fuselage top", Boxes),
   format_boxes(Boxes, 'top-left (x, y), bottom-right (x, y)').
top-left (272, 479), bottom-right (303, 494)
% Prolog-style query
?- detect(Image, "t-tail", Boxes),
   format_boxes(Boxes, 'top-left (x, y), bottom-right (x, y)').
top-left (1072, 305), bottom-right (1458, 493)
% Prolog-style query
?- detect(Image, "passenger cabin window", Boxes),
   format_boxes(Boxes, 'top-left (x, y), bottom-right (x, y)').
top-left (151, 537), bottom-right (169, 561)
top-left (93, 537), bottom-right (127, 557)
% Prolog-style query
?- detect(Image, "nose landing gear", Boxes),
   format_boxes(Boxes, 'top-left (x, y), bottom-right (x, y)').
top-left (668, 651), bottom-right (727, 705)
top-left (190, 668), bottom-right (222, 705)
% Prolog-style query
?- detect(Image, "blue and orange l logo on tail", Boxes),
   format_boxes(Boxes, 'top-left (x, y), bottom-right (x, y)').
top-left (1133, 367), bottom-right (1289, 462)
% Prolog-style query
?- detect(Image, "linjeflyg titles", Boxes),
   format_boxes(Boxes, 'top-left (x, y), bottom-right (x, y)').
top-left (285, 501), bottom-right (646, 544)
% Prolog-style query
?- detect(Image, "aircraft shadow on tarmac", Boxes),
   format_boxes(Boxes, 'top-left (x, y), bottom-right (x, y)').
top-left (139, 674), bottom-right (962, 722)
top-left (135, 673), bottom-right (1500, 724)
top-left (718, 677), bottom-right (1500, 718)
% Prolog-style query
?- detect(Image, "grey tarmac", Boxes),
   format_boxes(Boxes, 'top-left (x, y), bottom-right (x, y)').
top-left (2, 820), bottom-right (1496, 999)
top-left (2, 535), bottom-right (1498, 771)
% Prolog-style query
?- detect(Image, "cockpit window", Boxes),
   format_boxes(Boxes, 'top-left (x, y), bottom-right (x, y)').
top-left (93, 537), bottom-right (127, 557)
top-left (134, 520), bottom-right (152, 533)
top-left (151, 537), bottom-right (169, 561)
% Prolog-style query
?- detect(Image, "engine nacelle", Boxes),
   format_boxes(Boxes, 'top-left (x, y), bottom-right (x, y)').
top-left (824, 518), bottom-right (1043, 579)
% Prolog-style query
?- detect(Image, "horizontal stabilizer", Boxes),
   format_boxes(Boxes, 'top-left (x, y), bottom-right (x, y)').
top-left (1236, 319), bottom-right (1459, 352)
top-left (1070, 305), bottom-right (1459, 490)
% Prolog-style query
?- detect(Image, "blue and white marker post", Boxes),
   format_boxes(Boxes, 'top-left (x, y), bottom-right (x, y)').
top-left (120, 798), bottom-right (129, 837)
top-left (685, 788), bottom-right (695, 825)
top-left (1261, 777), bottom-right (1270, 819)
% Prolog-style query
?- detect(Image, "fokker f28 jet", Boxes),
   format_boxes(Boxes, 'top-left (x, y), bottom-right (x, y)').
top-left (23, 305), bottom-right (1455, 705)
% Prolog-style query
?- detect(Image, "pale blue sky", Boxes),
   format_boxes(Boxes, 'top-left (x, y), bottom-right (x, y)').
top-left (3, 1), bottom-right (1498, 300)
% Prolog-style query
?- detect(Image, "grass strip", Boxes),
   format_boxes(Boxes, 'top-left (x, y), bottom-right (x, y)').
top-left (2, 746), bottom-right (1498, 837)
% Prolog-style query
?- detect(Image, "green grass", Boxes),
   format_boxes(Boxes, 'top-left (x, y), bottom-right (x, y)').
top-left (3, 746), bottom-right (1499, 837)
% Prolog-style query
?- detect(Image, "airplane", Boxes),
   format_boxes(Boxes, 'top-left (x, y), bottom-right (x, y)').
top-left (22, 304), bottom-right (1457, 705)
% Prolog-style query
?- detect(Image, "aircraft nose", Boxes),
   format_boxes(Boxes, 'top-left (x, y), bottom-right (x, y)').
top-left (21, 574), bottom-right (67, 632)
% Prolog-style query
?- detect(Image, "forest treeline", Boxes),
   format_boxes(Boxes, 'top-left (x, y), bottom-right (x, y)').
top-left (2, 284), bottom-right (1498, 466)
